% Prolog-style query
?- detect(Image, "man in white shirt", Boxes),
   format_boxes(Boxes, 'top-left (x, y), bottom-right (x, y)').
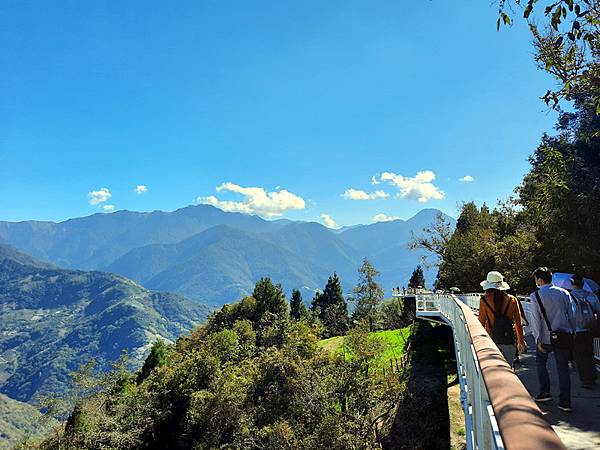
top-left (530, 267), bottom-right (575, 412)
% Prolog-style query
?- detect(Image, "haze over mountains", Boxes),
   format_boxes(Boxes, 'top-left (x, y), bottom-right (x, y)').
top-left (0, 244), bottom-right (208, 403)
top-left (0, 206), bottom-right (453, 306)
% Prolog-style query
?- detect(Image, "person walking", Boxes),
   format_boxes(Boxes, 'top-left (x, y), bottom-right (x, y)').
top-left (478, 271), bottom-right (526, 368)
top-left (530, 267), bottom-right (575, 412)
top-left (570, 273), bottom-right (600, 389)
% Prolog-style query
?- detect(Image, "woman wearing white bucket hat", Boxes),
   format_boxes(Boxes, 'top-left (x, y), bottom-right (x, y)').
top-left (478, 271), bottom-right (526, 368)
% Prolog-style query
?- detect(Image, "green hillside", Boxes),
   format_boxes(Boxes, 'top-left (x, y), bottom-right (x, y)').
top-left (0, 393), bottom-right (56, 449)
top-left (106, 225), bottom-right (336, 306)
top-left (0, 244), bottom-right (209, 403)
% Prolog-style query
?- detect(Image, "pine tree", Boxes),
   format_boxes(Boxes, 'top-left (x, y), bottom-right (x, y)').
top-left (352, 258), bottom-right (384, 331)
top-left (312, 273), bottom-right (349, 337)
top-left (408, 265), bottom-right (425, 289)
top-left (253, 277), bottom-right (288, 322)
top-left (290, 289), bottom-right (309, 320)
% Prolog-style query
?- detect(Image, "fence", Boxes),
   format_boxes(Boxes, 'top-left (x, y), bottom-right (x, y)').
top-left (415, 293), bottom-right (566, 450)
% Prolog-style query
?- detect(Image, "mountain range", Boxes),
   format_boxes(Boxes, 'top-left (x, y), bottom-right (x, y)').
top-left (0, 244), bottom-right (208, 403)
top-left (0, 206), bottom-right (453, 306)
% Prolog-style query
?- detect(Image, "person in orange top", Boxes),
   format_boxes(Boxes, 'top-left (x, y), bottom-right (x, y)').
top-left (478, 271), bottom-right (526, 368)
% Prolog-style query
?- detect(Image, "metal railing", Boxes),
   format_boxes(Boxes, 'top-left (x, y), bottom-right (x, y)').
top-left (415, 293), bottom-right (572, 450)
top-left (416, 294), bottom-right (502, 450)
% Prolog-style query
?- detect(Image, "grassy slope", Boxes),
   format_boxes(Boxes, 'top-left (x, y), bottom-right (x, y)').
top-left (319, 327), bottom-right (412, 367)
top-left (0, 393), bottom-right (56, 450)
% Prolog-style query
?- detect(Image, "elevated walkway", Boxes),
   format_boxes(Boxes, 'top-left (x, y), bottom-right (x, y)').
top-left (415, 293), bottom-right (600, 450)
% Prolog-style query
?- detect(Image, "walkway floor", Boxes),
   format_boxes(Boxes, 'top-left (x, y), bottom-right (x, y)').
top-left (516, 335), bottom-right (600, 450)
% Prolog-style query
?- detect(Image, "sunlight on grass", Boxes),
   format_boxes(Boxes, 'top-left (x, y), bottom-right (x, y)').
top-left (319, 326), bottom-right (412, 367)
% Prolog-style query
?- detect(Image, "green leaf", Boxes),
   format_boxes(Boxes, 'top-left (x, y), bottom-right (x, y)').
top-left (497, 17), bottom-right (501, 31)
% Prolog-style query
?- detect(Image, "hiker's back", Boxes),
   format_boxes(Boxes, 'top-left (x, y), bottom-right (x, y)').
top-left (491, 295), bottom-right (515, 344)
top-left (571, 288), bottom-right (596, 331)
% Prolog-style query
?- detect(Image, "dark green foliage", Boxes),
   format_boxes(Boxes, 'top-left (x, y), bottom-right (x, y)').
top-left (37, 279), bottom-right (405, 450)
top-left (380, 298), bottom-right (405, 330)
top-left (289, 289), bottom-right (309, 321)
top-left (137, 339), bottom-right (169, 383)
top-left (408, 266), bottom-right (425, 289)
top-left (253, 277), bottom-right (288, 322)
top-left (352, 258), bottom-right (384, 331)
top-left (0, 245), bottom-right (208, 403)
top-left (311, 273), bottom-right (349, 337)
top-left (517, 94), bottom-right (600, 280)
top-left (427, 202), bottom-right (537, 293)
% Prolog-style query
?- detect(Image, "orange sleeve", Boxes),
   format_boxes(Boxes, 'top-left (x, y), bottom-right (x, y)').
top-left (478, 297), bottom-right (491, 333)
top-left (511, 296), bottom-right (525, 346)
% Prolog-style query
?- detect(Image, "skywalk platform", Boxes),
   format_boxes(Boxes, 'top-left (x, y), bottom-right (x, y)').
top-left (413, 292), bottom-right (600, 450)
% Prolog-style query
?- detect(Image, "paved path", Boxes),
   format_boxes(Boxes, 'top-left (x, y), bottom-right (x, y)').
top-left (515, 336), bottom-right (600, 450)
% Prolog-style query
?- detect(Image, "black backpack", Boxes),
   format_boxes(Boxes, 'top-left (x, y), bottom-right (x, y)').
top-left (483, 296), bottom-right (515, 345)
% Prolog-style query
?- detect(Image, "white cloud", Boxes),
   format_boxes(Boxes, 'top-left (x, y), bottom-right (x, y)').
top-left (198, 182), bottom-right (306, 218)
top-left (103, 205), bottom-right (115, 212)
top-left (135, 185), bottom-right (148, 194)
top-left (87, 187), bottom-right (112, 205)
top-left (320, 213), bottom-right (339, 229)
top-left (371, 175), bottom-right (380, 185)
top-left (373, 213), bottom-right (400, 222)
top-left (374, 170), bottom-right (445, 203)
top-left (459, 175), bottom-right (474, 183)
top-left (342, 188), bottom-right (389, 201)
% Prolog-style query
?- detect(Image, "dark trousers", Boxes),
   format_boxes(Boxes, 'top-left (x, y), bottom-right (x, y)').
top-left (536, 345), bottom-right (571, 406)
top-left (574, 332), bottom-right (596, 385)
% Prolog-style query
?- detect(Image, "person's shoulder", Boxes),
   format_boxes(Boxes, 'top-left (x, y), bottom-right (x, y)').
top-left (550, 285), bottom-right (570, 296)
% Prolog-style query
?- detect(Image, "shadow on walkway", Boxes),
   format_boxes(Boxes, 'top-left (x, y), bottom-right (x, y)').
top-left (383, 321), bottom-right (453, 450)
top-left (516, 335), bottom-right (600, 450)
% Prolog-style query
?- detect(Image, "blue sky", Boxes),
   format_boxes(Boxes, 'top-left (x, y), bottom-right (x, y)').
top-left (0, 0), bottom-right (558, 226)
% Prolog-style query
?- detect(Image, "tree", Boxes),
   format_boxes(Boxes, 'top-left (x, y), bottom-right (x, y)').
top-left (352, 258), bottom-right (384, 331)
top-left (137, 339), bottom-right (169, 383)
top-left (253, 277), bottom-right (288, 322)
top-left (409, 212), bottom-right (453, 268)
top-left (311, 273), bottom-right (349, 337)
top-left (408, 266), bottom-right (425, 289)
top-left (497, 1), bottom-right (600, 111)
top-left (290, 289), bottom-right (309, 321)
top-left (517, 94), bottom-right (600, 281)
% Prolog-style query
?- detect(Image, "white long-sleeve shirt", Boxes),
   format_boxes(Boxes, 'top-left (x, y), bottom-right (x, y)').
top-left (529, 284), bottom-right (575, 345)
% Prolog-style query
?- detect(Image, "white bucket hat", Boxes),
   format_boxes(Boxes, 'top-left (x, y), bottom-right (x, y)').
top-left (480, 271), bottom-right (510, 291)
